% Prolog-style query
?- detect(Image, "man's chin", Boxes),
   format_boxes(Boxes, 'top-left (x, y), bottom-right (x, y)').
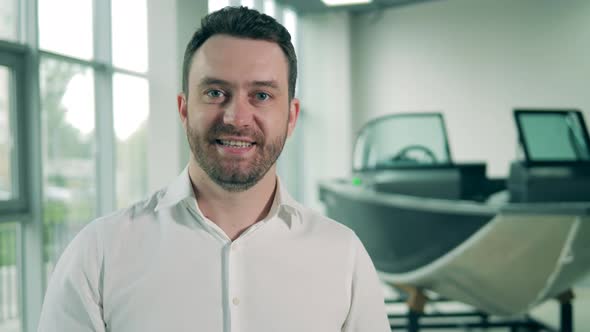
top-left (212, 176), bottom-right (260, 192)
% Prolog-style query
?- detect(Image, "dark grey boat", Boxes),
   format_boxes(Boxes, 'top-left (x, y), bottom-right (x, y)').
top-left (319, 110), bottom-right (590, 315)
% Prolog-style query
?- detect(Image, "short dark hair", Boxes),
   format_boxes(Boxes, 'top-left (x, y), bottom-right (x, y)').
top-left (182, 6), bottom-right (297, 100)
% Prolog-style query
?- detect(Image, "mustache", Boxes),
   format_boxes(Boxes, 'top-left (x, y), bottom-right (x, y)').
top-left (206, 123), bottom-right (264, 143)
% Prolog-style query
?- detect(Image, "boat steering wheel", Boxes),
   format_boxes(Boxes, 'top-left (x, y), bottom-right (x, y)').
top-left (390, 144), bottom-right (438, 164)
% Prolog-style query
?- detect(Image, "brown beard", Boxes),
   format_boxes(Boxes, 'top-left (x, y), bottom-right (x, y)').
top-left (186, 117), bottom-right (288, 192)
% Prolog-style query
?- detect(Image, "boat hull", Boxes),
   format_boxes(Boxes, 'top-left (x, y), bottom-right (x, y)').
top-left (319, 179), bottom-right (590, 315)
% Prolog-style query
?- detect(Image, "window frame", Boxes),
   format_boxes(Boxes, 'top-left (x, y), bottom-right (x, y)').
top-left (0, 41), bottom-right (30, 219)
top-left (1, 0), bottom-right (152, 330)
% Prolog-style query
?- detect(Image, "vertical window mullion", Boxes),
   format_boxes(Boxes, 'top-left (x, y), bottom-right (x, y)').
top-left (94, 69), bottom-right (115, 216)
top-left (93, 0), bottom-right (115, 216)
top-left (19, 0), bottom-right (45, 330)
top-left (17, 0), bottom-right (45, 332)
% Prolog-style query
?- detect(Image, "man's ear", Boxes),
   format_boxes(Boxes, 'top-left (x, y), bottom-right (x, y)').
top-left (177, 93), bottom-right (188, 130)
top-left (286, 98), bottom-right (300, 138)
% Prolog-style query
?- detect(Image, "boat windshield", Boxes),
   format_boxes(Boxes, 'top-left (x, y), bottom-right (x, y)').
top-left (353, 113), bottom-right (452, 171)
top-left (515, 110), bottom-right (590, 162)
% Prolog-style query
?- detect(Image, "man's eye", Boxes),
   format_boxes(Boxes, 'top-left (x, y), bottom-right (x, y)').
top-left (254, 92), bottom-right (270, 101)
top-left (206, 90), bottom-right (224, 98)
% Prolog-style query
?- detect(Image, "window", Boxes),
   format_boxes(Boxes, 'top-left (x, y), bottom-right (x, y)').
top-left (35, 0), bottom-right (151, 281)
top-left (112, 0), bottom-right (149, 73)
top-left (0, 0), bottom-right (18, 41)
top-left (0, 50), bottom-right (26, 214)
top-left (0, 66), bottom-right (14, 201)
top-left (40, 58), bottom-right (97, 271)
top-left (113, 73), bottom-right (149, 208)
top-left (0, 222), bottom-right (20, 332)
top-left (0, 0), bottom-right (151, 329)
top-left (38, 0), bottom-right (94, 59)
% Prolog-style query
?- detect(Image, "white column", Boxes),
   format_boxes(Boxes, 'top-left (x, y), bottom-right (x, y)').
top-left (299, 12), bottom-right (352, 211)
top-left (146, 0), bottom-right (182, 192)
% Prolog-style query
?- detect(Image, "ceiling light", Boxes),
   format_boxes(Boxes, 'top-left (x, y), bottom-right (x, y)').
top-left (321, 0), bottom-right (372, 6)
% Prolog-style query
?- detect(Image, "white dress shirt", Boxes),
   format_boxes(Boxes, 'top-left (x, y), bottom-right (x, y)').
top-left (38, 167), bottom-right (390, 332)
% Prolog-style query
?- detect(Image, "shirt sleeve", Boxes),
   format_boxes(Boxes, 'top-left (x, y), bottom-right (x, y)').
top-left (38, 221), bottom-right (106, 332)
top-left (342, 234), bottom-right (391, 332)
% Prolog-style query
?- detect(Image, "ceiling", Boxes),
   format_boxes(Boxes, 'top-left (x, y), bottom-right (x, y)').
top-left (274, 0), bottom-right (440, 15)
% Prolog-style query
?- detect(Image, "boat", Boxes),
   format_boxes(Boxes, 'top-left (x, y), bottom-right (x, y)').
top-left (319, 110), bottom-right (590, 316)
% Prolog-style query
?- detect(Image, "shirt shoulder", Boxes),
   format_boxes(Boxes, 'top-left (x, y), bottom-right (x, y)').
top-left (293, 201), bottom-right (359, 243)
top-left (81, 186), bottom-right (170, 241)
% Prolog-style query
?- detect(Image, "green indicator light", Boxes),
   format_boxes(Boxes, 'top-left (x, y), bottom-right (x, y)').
top-left (352, 177), bottom-right (362, 186)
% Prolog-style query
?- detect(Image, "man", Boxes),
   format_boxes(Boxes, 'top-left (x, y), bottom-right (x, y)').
top-left (38, 6), bottom-right (390, 332)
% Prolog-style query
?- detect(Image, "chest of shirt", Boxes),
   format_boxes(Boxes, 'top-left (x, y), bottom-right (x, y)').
top-left (100, 215), bottom-right (353, 332)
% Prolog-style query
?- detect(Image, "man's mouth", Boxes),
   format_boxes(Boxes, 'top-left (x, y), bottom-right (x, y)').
top-left (215, 139), bottom-right (256, 148)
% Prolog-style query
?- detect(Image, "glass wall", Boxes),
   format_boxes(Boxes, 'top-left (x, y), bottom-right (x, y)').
top-left (40, 58), bottom-right (97, 274)
top-left (113, 73), bottom-right (149, 208)
top-left (0, 223), bottom-right (20, 332)
top-left (0, 0), bottom-right (151, 329)
top-left (36, 0), bottom-right (150, 282)
top-left (38, 0), bottom-right (94, 60)
top-left (0, 66), bottom-right (14, 201)
top-left (112, 0), bottom-right (149, 72)
top-left (0, 0), bottom-right (18, 41)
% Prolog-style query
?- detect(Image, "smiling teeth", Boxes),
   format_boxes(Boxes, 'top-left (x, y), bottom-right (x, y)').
top-left (220, 140), bottom-right (253, 148)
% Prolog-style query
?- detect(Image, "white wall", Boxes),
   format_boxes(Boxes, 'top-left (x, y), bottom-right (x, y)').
top-left (147, 0), bottom-right (181, 191)
top-left (300, 12), bottom-right (352, 211)
top-left (175, 0), bottom-right (209, 168)
top-left (351, 0), bottom-right (590, 177)
top-left (147, 0), bottom-right (208, 192)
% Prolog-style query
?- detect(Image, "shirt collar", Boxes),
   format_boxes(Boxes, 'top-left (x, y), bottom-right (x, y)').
top-left (155, 165), bottom-right (302, 227)
top-left (268, 177), bottom-right (302, 228)
top-left (154, 165), bottom-right (195, 212)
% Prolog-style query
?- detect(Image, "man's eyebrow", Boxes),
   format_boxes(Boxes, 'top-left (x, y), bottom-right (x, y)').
top-left (198, 77), bottom-right (233, 87)
top-left (249, 80), bottom-right (280, 90)
top-left (198, 77), bottom-right (280, 90)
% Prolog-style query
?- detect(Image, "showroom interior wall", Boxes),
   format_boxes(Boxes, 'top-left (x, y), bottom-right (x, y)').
top-left (147, 0), bottom-right (180, 192)
top-left (146, 0), bottom-right (209, 192)
top-left (350, 0), bottom-right (590, 177)
top-left (299, 12), bottom-right (353, 212)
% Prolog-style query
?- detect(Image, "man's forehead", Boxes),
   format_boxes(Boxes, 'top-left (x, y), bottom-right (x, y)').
top-left (200, 34), bottom-right (281, 54)
top-left (189, 34), bottom-right (288, 86)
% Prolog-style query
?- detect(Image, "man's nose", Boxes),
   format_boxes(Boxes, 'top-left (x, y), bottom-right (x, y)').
top-left (223, 94), bottom-right (253, 127)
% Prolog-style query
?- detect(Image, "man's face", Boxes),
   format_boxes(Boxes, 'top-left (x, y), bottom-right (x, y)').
top-left (178, 35), bottom-right (299, 192)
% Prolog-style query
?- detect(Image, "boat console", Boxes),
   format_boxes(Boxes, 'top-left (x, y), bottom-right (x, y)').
top-left (507, 110), bottom-right (590, 202)
top-left (352, 113), bottom-right (491, 201)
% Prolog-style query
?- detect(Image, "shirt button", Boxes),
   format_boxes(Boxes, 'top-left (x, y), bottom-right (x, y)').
top-left (232, 297), bottom-right (240, 306)
top-left (231, 244), bottom-right (238, 251)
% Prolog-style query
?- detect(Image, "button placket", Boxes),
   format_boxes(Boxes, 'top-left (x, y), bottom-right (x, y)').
top-left (228, 241), bottom-right (241, 332)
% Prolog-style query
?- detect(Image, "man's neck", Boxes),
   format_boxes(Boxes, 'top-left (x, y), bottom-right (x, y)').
top-left (188, 160), bottom-right (278, 241)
